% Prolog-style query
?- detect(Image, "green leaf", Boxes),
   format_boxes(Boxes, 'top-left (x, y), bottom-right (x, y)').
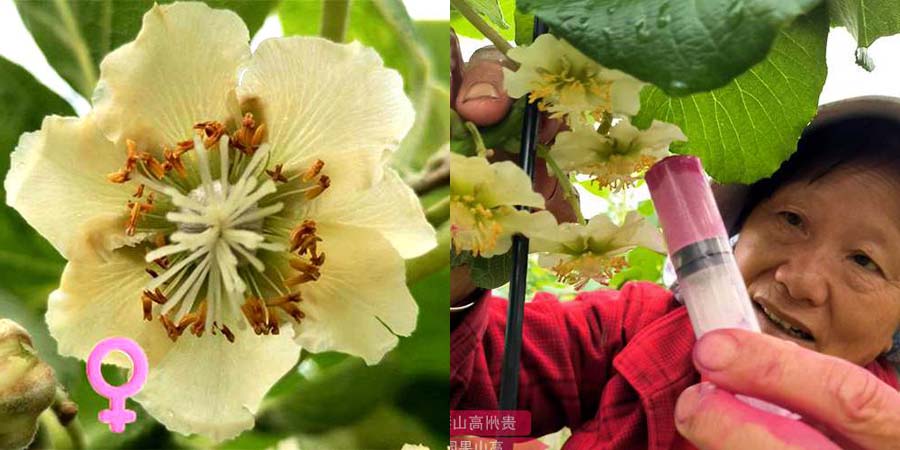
top-left (280, 1), bottom-right (449, 174)
top-left (451, 0), bottom-right (516, 40)
top-left (515, 10), bottom-right (536, 45)
top-left (292, 405), bottom-right (443, 450)
top-left (14, 0), bottom-right (279, 99)
top-left (517, 0), bottom-right (822, 95)
top-left (470, 251), bottom-right (514, 289)
top-left (465, 0), bottom-right (510, 29)
top-left (0, 57), bottom-right (71, 307)
top-left (827, 0), bottom-right (900, 69)
top-left (608, 247), bottom-right (665, 289)
top-left (392, 268), bottom-right (450, 377)
top-left (632, 7), bottom-right (829, 183)
top-left (261, 357), bottom-right (402, 433)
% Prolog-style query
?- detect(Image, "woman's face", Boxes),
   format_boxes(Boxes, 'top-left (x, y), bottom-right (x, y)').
top-left (735, 165), bottom-right (900, 365)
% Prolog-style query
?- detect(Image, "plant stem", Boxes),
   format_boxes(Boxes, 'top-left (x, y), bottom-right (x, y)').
top-left (320, 0), bottom-right (351, 43)
top-left (63, 419), bottom-right (85, 450)
top-left (52, 388), bottom-right (84, 450)
top-left (543, 153), bottom-right (586, 224)
top-left (409, 153), bottom-right (450, 195)
top-left (450, 0), bottom-right (513, 55)
top-left (406, 222), bottom-right (451, 285)
top-left (425, 196), bottom-right (450, 225)
top-left (465, 121), bottom-right (489, 157)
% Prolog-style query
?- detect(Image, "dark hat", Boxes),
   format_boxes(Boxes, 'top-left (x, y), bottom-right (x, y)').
top-left (713, 96), bottom-right (900, 235)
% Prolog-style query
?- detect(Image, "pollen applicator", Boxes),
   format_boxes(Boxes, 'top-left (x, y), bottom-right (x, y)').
top-left (646, 155), bottom-right (799, 419)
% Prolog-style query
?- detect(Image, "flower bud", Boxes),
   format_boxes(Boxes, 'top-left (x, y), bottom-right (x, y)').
top-left (0, 319), bottom-right (57, 450)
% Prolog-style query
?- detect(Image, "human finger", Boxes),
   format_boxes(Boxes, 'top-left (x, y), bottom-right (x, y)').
top-left (675, 382), bottom-right (840, 450)
top-left (692, 329), bottom-right (900, 449)
top-left (454, 47), bottom-right (514, 126)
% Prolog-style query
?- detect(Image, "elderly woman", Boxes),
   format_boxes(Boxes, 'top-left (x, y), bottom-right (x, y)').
top-left (451, 48), bottom-right (900, 450)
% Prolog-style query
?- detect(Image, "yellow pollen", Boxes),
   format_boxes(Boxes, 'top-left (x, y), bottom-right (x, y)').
top-left (450, 195), bottom-right (505, 256)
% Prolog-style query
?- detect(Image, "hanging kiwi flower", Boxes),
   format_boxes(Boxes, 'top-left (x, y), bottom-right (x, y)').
top-left (551, 119), bottom-right (687, 190)
top-left (531, 212), bottom-right (665, 289)
top-left (503, 34), bottom-right (646, 124)
top-left (4, 2), bottom-right (435, 441)
top-left (450, 153), bottom-right (557, 258)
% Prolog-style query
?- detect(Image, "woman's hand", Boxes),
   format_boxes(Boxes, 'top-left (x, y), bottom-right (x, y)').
top-left (676, 328), bottom-right (900, 450)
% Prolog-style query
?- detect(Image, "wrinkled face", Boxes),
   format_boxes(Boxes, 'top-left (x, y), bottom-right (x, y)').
top-left (735, 165), bottom-right (900, 365)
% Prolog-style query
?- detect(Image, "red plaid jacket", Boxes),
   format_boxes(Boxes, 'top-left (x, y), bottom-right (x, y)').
top-left (450, 281), bottom-right (900, 449)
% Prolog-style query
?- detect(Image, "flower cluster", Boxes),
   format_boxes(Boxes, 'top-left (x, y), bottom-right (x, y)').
top-left (449, 33), bottom-right (678, 286)
top-left (504, 34), bottom-right (686, 191)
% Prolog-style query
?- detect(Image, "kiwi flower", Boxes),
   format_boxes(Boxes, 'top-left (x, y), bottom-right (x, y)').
top-left (4, 2), bottom-right (435, 441)
top-left (450, 154), bottom-right (556, 258)
top-left (531, 212), bottom-right (664, 288)
top-left (551, 120), bottom-right (687, 190)
top-left (503, 34), bottom-right (646, 123)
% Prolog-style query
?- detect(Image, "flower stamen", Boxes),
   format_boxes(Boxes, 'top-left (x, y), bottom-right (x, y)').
top-left (193, 121), bottom-right (226, 148)
top-left (265, 164), bottom-right (288, 183)
top-left (231, 113), bottom-right (265, 155)
top-left (105, 114), bottom-right (328, 343)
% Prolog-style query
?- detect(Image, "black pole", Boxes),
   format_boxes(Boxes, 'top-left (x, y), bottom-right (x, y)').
top-left (498, 17), bottom-right (547, 411)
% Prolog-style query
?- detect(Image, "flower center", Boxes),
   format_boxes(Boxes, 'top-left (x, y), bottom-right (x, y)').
top-left (552, 253), bottom-right (627, 289)
top-left (450, 194), bottom-right (503, 256)
top-left (107, 114), bottom-right (331, 342)
top-left (530, 56), bottom-right (612, 117)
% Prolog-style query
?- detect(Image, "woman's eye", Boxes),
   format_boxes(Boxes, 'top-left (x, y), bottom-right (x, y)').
top-left (851, 253), bottom-right (883, 274)
top-left (778, 211), bottom-right (803, 227)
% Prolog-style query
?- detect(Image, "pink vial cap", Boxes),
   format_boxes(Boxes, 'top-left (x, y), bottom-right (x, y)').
top-left (645, 155), bottom-right (728, 254)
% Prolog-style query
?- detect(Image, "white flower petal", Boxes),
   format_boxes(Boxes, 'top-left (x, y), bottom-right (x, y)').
top-left (608, 71), bottom-right (645, 116)
top-left (610, 211), bottom-right (666, 253)
top-left (238, 37), bottom-right (414, 193)
top-left (5, 115), bottom-right (131, 258)
top-left (46, 243), bottom-right (174, 367)
top-left (550, 127), bottom-right (613, 171)
top-left (623, 120), bottom-right (687, 153)
top-left (135, 326), bottom-right (300, 442)
top-left (92, 2), bottom-right (249, 148)
top-left (292, 225), bottom-right (416, 365)
top-left (309, 169), bottom-right (436, 259)
top-left (492, 209), bottom-right (558, 256)
top-left (450, 154), bottom-right (545, 209)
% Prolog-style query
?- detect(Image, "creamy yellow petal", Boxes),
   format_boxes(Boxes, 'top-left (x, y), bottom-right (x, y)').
top-left (307, 169), bottom-right (436, 259)
top-left (450, 155), bottom-right (544, 209)
top-left (5, 115), bottom-right (131, 259)
top-left (609, 211), bottom-right (666, 254)
top-left (550, 127), bottom-right (613, 171)
top-left (490, 209), bottom-right (558, 257)
top-left (239, 37), bottom-right (414, 193)
top-left (530, 220), bottom-right (589, 254)
top-left (624, 120), bottom-right (687, 154)
top-left (607, 70), bottom-right (646, 117)
top-left (484, 160), bottom-right (546, 209)
top-left (449, 153), bottom-right (493, 196)
top-left (92, 2), bottom-right (249, 149)
top-left (135, 326), bottom-right (300, 442)
top-left (46, 243), bottom-right (173, 367)
top-left (291, 225), bottom-right (416, 365)
top-left (503, 34), bottom-right (570, 99)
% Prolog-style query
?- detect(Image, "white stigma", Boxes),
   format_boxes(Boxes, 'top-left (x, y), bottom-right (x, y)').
top-left (144, 135), bottom-right (286, 331)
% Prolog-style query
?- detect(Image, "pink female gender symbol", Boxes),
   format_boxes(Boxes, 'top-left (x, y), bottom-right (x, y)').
top-left (86, 337), bottom-right (149, 433)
